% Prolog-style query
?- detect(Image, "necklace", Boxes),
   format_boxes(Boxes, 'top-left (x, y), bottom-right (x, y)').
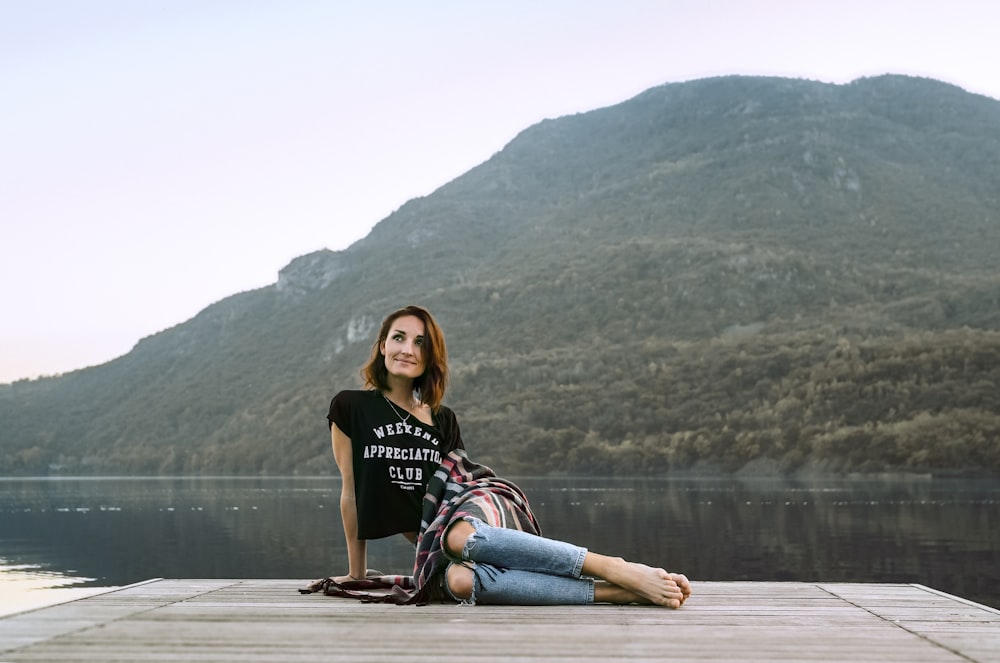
top-left (382, 393), bottom-right (412, 423)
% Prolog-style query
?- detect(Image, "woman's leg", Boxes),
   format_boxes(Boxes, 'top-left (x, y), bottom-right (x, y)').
top-left (445, 518), bottom-right (586, 578)
top-left (444, 562), bottom-right (594, 605)
top-left (444, 519), bottom-right (691, 608)
top-left (445, 562), bottom-right (684, 606)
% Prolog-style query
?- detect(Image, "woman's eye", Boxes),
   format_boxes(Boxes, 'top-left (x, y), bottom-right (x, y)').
top-left (415, 338), bottom-right (424, 346)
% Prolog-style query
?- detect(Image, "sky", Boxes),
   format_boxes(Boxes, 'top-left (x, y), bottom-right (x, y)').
top-left (2, 0), bottom-right (999, 384)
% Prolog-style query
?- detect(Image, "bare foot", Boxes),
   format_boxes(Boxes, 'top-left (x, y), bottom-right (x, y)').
top-left (623, 563), bottom-right (689, 608)
top-left (594, 580), bottom-right (644, 604)
top-left (585, 555), bottom-right (691, 608)
top-left (594, 573), bottom-right (692, 607)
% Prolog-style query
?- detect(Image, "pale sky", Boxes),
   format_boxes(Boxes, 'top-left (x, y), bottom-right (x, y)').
top-left (2, 0), bottom-right (998, 384)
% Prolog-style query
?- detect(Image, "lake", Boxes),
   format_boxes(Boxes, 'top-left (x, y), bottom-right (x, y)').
top-left (1, 475), bottom-right (998, 614)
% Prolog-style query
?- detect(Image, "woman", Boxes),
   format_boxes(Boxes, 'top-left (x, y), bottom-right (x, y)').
top-left (315, 305), bottom-right (690, 607)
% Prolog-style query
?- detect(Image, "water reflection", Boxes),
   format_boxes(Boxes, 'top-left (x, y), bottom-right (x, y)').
top-left (0, 560), bottom-right (110, 617)
top-left (0, 476), bottom-right (996, 612)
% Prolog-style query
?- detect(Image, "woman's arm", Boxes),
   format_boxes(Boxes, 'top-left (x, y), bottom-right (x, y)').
top-left (331, 423), bottom-right (367, 580)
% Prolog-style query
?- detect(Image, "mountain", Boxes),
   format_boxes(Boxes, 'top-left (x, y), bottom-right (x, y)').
top-left (3, 74), bottom-right (999, 477)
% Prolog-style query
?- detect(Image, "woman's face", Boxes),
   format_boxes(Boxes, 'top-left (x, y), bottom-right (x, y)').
top-left (381, 315), bottom-right (427, 381)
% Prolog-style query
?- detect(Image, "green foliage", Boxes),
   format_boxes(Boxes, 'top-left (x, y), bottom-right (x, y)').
top-left (2, 74), bottom-right (999, 476)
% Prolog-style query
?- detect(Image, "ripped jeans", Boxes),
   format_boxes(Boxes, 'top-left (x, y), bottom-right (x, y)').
top-left (442, 517), bottom-right (595, 605)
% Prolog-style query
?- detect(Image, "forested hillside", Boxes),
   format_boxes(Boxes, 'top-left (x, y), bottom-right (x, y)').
top-left (2, 74), bottom-right (999, 476)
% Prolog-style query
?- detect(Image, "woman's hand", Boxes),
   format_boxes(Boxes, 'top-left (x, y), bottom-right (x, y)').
top-left (332, 569), bottom-right (382, 584)
top-left (331, 573), bottom-right (362, 584)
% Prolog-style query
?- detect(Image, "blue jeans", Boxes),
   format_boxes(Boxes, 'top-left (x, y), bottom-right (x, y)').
top-left (443, 517), bottom-right (595, 605)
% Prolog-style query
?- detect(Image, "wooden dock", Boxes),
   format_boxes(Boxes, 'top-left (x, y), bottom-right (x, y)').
top-left (1, 579), bottom-right (997, 662)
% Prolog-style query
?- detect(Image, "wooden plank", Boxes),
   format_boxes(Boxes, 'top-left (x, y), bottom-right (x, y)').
top-left (0, 581), bottom-right (996, 662)
top-left (818, 583), bottom-right (1000, 663)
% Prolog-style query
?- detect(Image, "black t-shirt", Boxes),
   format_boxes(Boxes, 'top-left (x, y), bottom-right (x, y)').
top-left (328, 390), bottom-right (464, 540)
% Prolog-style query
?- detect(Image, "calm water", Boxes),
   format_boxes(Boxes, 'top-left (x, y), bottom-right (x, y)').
top-left (1, 475), bottom-right (998, 613)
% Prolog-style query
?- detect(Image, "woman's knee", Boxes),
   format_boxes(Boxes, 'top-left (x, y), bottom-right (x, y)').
top-left (444, 520), bottom-right (476, 558)
top-left (445, 563), bottom-right (475, 600)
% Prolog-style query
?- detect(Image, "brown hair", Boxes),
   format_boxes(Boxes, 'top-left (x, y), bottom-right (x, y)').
top-left (361, 305), bottom-right (449, 411)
